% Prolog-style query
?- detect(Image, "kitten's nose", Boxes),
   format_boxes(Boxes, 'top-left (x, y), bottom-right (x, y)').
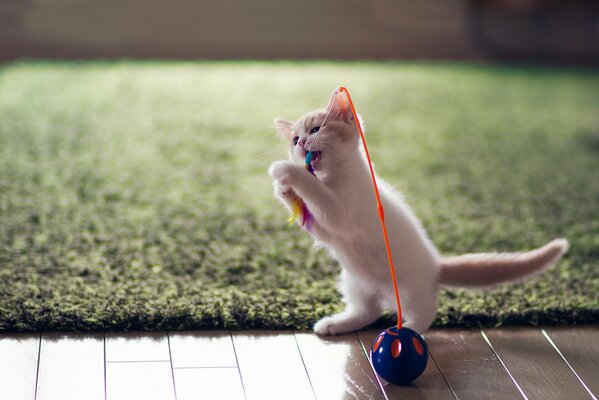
top-left (299, 137), bottom-right (307, 149)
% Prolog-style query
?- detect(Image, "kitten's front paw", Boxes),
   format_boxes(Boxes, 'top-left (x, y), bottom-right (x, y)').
top-left (313, 317), bottom-right (335, 335)
top-left (268, 160), bottom-right (296, 186)
top-left (314, 311), bottom-right (375, 335)
top-left (314, 316), bottom-right (348, 336)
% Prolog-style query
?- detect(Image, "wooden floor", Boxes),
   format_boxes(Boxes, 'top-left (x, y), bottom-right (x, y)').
top-left (0, 327), bottom-right (597, 400)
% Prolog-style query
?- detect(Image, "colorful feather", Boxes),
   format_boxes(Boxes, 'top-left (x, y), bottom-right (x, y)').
top-left (288, 151), bottom-right (315, 230)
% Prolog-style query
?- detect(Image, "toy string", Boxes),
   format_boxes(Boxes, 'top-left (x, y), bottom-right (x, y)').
top-left (333, 87), bottom-right (404, 330)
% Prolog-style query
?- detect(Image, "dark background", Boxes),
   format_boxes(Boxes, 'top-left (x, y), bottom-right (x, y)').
top-left (1, 0), bottom-right (598, 63)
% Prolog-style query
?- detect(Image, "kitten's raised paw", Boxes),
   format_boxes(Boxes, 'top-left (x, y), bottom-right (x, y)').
top-left (276, 181), bottom-right (296, 198)
top-left (268, 160), bottom-right (295, 186)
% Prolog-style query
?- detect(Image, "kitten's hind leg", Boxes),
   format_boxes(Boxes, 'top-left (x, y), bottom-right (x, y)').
top-left (399, 290), bottom-right (437, 333)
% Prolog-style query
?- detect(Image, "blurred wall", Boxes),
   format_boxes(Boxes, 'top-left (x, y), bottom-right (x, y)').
top-left (1, 0), bottom-right (598, 62)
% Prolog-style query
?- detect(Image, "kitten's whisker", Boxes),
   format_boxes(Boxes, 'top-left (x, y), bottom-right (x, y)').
top-left (260, 125), bottom-right (278, 130)
top-left (255, 149), bottom-right (288, 159)
top-left (256, 148), bottom-right (286, 156)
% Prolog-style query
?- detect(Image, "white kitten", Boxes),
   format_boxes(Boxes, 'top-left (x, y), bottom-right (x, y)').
top-left (268, 91), bottom-right (569, 335)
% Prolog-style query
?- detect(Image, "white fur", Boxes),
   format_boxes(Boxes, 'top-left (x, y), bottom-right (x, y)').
top-left (269, 97), bottom-right (567, 336)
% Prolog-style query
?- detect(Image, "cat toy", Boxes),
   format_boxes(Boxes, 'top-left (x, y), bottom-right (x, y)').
top-left (288, 152), bottom-right (315, 230)
top-left (292, 87), bottom-right (428, 385)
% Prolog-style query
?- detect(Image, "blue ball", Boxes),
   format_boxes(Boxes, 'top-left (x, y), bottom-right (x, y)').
top-left (370, 326), bottom-right (428, 385)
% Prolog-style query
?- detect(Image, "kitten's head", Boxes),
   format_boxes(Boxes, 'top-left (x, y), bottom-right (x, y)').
top-left (274, 91), bottom-right (363, 173)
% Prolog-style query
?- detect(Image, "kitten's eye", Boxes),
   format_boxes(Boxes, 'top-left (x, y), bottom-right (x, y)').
top-left (309, 126), bottom-right (320, 134)
top-left (293, 136), bottom-right (299, 145)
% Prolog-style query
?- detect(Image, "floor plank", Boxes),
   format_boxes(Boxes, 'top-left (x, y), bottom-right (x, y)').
top-left (36, 333), bottom-right (104, 400)
top-left (174, 368), bottom-right (246, 400)
top-left (425, 328), bottom-right (522, 400)
top-left (106, 361), bottom-right (175, 400)
top-left (0, 333), bottom-right (40, 400)
top-left (169, 330), bottom-right (237, 368)
top-left (483, 327), bottom-right (592, 400)
top-left (105, 331), bottom-right (170, 362)
top-left (294, 331), bottom-right (384, 400)
top-left (358, 329), bottom-right (455, 400)
top-left (543, 326), bottom-right (599, 399)
top-left (232, 330), bottom-right (315, 400)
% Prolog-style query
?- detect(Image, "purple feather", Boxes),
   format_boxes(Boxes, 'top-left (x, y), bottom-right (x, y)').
top-left (301, 202), bottom-right (313, 232)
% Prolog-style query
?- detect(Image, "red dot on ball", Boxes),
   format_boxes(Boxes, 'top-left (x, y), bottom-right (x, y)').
top-left (412, 336), bottom-right (424, 356)
top-left (391, 338), bottom-right (402, 358)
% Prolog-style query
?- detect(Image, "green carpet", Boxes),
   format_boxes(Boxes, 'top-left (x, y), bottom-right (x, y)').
top-left (0, 61), bottom-right (598, 331)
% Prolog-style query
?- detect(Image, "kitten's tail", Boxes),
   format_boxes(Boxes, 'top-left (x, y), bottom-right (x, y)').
top-left (438, 238), bottom-right (569, 287)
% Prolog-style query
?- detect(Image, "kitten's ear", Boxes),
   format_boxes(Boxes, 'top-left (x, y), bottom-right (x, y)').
top-left (328, 90), bottom-right (354, 123)
top-left (274, 118), bottom-right (294, 139)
